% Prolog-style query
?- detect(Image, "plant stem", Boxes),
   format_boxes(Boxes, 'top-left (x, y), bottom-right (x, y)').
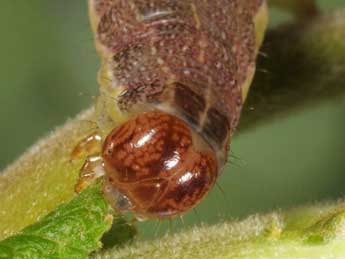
top-left (240, 9), bottom-right (345, 131)
top-left (94, 200), bottom-right (345, 259)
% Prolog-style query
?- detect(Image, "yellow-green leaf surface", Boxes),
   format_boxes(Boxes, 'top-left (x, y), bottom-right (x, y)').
top-left (0, 109), bottom-right (95, 240)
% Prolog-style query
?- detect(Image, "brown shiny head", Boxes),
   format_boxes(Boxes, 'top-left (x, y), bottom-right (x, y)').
top-left (101, 110), bottom-right (218, 219)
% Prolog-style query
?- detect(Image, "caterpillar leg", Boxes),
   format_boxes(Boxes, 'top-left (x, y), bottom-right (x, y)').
top-left (70, 132), bottom-right (102, 160)
top-left (75, 155), bottom-right (105, 193)
top-left (71, 132), bottom-right (104, 192)
top-left (270, 0), bottom-right (319, 18)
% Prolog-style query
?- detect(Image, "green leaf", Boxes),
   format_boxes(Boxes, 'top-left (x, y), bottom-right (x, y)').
top-left (0, 185), bottom-right (135, 259)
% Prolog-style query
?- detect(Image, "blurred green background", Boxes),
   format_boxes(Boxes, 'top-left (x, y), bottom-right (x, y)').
top-left (0, 1), bottom-right (344, 238)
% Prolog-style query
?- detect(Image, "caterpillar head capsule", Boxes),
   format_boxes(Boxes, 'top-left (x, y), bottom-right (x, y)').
top-left (101, 110), bottom-right (218, 219)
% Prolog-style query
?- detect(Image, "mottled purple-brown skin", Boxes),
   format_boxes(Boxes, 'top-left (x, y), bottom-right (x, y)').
top-left (92, 0), bottom-right (262, 151)
top-left (90, 0), bottom-right (263, 218)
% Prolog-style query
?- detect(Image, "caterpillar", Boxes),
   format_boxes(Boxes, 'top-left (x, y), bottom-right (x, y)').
top-left (72, 0), bottom-right (268, 220)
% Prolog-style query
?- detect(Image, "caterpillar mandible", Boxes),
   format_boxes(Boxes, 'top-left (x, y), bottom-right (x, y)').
top-left (72, 0), bottom-right (268, 220)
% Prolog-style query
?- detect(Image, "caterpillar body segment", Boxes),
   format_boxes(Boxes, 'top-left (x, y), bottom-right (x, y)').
top-left (73, 0), bottom-right (268, 219)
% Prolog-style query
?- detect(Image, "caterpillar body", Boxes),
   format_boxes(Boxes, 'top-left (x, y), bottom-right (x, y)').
top-left (73, 0), bottom-right (268, 220)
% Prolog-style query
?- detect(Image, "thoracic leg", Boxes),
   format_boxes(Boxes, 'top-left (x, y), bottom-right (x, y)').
top-left (75, 155), bottom-right (105, 193)
top-left (71, 132), bottom-right (104, 192)
top-left (71, 132), bottom-right (102, 160)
